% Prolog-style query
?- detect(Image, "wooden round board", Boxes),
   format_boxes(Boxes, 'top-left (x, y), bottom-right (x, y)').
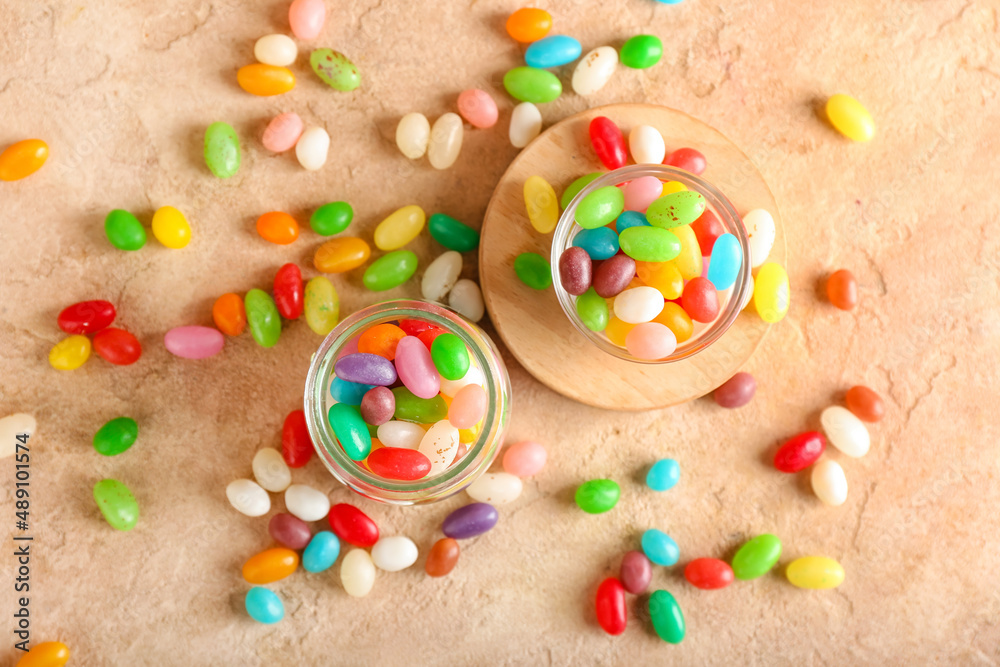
top-left (479, 103), bottom-right (786, 411)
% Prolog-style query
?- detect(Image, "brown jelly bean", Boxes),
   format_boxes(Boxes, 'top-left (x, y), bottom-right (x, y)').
top-left (593, 253), bottom-right (636, 298)
top-left (425, 537), bottom-right (460, 577)
top-left (713, 372), bottom-right (756, 408)
top-left (845, 385), bottom-right (884, 422)
top-left (558, 246), bottom-right (593, 295)
top-left (360, 386), bottom-right (395, 426)
top-left (826, 269), bottom-right (858, 310)
top-left (620, 550), bottom-right (652, 594)
top-left (268, 513), bottom-right (312, 549)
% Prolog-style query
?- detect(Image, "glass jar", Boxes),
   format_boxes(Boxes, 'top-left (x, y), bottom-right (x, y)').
top-left (303, 299), bottom-right (511, 505)
top-left (550, 164), bottom-right (752, 364)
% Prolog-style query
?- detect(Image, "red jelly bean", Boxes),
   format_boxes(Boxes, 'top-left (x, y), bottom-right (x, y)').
top-left (417, 328), bottom-right (446, 350)
top-left (845, 385), bottom-right (885, 423)
top-left (681, 276), bottom-right (719, 322)
top-left (595, 577), bottom-right (627, 635)
top-left (273, 263), bottom-right (304, 320)
top-left (398, 319), bottom-right (436, 336)
top-left (57, 300), bottom-right (116, 335)
top-left (684, 558), bottom-right (734, 590)
top-left (691, 209), bottom-right (724, 256)
top-left (589, 117), bottom-right (627, 170)
top-left (328, 503), bottom-right (379, 547)
top-left (773, 431), bottom-right (826, 473)
top-left (281, 409), bottom-right (313, 468)
top-left (268, 512), bottom-right (312, 549)
top-left (92, 327), bottom-right (142, 365)
top-left (367, 447), bottom-right (432, 481)
top-left (664, 147), bottom-right (707, 175)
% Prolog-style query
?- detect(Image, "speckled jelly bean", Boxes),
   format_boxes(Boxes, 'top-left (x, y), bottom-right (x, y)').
top-left (328, 403), bottom-right (373, 461)
top-left (561, 172), bottom-right (602, 209)
top-left (575, 479), bottom-right (620, 514)
top-left (595, 578), bottom-right (627, 636)
top-left (304, 277), bottom-right (339, 336)
top-left (363, 250), bottom-right (418, 291)
top-left (826, 269), bottom-right (858, 310)
top-left (503, 67), bottom-right (562, 104)
top-left (774, 432), bottom-right (826, 473)
top-left (846, 385), bottom-right (884, 422)
top-left (296, 126), bottom-right (330, 171)
top-left (706, 233), bottom-right (741, 290)
top-left (204, 122), bottom-right (240, 178)
top-left (227, 479), bottom-right (270, 517)
top-left (649, 590), bottom-right (685, 644)
top-left (310, 49), bottom-right (360, 91)
top-left (15, 641), bottom-right (70, 667)
top-left (284, 484), bottom-right (330, 522)
top-left (646, 458), bottom-right (680, 491)
top-left (302, 531), bottom-right (340, 573)
top-left (619, 226), bottom-right (680, 262)
top-left (525, 35), bottom-right (581, 68)
top-left (151, 206), bottom-right (191, 249)
top-left (428, 113), bottom-right (463, 170)
top-left (646, 191), bottom-right (706, 229)
top-left (786, 556), bottom-right (845, 589)
top-left (506, 7), bottom-right (551, 42)
top-left (371, 536), bottom-right (419, 572)
top-left (684, 558), bottom-right (734, 590)
top-left (576, 186), bottom-right (624, 229)
top-left (328, 503), bottom-right (379, 547)
top-left (104, 209), bottom-right (146, 251)
top-left (442, 502), bottom-right (498, 539)
top-left (523, 175), bottom-right (559, 233)
top-left (457, 88), bottom-right (499, 128)
top-left (417, 420), bottom-right (459, 475)
top-left (811, 459), bottom-right (848, 506)
top-left (243, 547), bottom-right (298, 584)
top-left (825, 94), bottom-right (875, 142)
top-left (244, 289), bottom-right (281, 348)
top-left (49, 335), bottom-right (91, 370)
top-left (732, 534), bottom-right (782, 580)
top-left (513, 252), bottom-right (552, 290)
top-left (620, 550), bottom-right (653, 594)
top-left (426, 537), bottom-right (460, 577)
top-left (281, 410), bottom-right (312, 468)
top-left (93, 479), bottom-right (139, 531)
top-left (510, 102), bottom-right (542, 148)
top-left (713, 372), bottom-right (755, 408)
top-left (428, 213), bottom-right (479, 252)
top-left (572, 46), bottom-right (618, 95)
top-left (262, 112), bottom-right (304, 152)
top-left (642, 528), bottom-right (679, 566)
top-left (0, 139), bottom-right (48, 181)
top-left (315, 237), bottom-right (371, 273)
top-left (92, 328), bottom-right (141, 365)
top-left (245, 587), bottom-right (284, 624)
top-left (269, 513), bottom-right (311, 549)
top-left (93, 417), bottom-right (138, 457)
top-left (743, 209), bottom-right (775, 268)
top-left (620, 34), bottom-right (663, 69)
top-left (421, 251), bottom-right (462, 302)
top-left (448, 279), bottom-right (485, 322)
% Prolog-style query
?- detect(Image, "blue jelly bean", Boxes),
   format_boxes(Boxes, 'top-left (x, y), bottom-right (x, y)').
top-left (642, 528), bottom-right (679, 566)
top-left (302, 530), bottom-right (340, 573)
top-left (706, 233), bottom-right (742, 290)
top-left (646, 458), bottom-right (680, 491)
top-left (572, 226), bottom-right (620, 260)
top-left (245, 587), bottom-right (284, 624)
top-left (524, 35), bottom-right (582, 69)
top-left (616, 210), bottom-right (650, 234)
top-left (330, 377), bottom-right (375, 406)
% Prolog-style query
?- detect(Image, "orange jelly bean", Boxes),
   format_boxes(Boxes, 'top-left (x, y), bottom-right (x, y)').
top-left (604, 316), bottom-right (635, 347)
top-left (0, 139), bottom-right (48, 181)
top-left (654, 302), bottom-right (694, 343)
top-left (505, 8), bottom-right (552, 43)
top-left (358, 323), bottom-right (406, 360)
top-left (237, 64), bottom-right (296, 96)
top-left (314, 237), bottom-right (371, 273)
top-left (16, 641), bottom-right (70, 667)
top-left (212, 293), bottom-right (247, 336)
top-left (425, 537), bottom-right (460, 577)
top-left (256, 211), bottom-right (299, 245)
top-left (242, 547), bottom-right (299, 584)
top-left (826, 269), bottom-right (858, 310)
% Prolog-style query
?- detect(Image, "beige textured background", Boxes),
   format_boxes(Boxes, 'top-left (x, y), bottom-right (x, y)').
top-left (1, 0), bottom-right (999, 665)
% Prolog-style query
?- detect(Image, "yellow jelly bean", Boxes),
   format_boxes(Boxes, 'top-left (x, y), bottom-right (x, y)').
top-left (374, 205), bottom-right (425, 251)
top-left (671, 224), bottom-right (702, 280)
top-left (304, 276), bottom-right (339, 335)
top-left (604, 316), bottom-right (635, 347)
top-left (459, 421), bottom-right (481, 444)
top-left (524, 175), bottom-right (559, 234)
top-left (0, 139), bottom-right (49, 181)
top-left (314, 237), bottom-right (371, 273)
top-left (785, 556), bottom-right (845, 589)
top-left (825, 94), bottom-right (875, 142)
top-left (16, 641), bottom-right (70, 667)
top-left (753, 262), bottom-right (790, 323)
top-left (653, 302), bottom-right (693, 343)
top-left (237, 64), bottom-right (296, 96)
top-left (49, 335), bottom-right (91, 370)
top-left (636, 260), bottom-right (683, 300)
top-left (151, 206), bottom-right (192, 249)
top-left (659, 180), bottom-right (686, 196)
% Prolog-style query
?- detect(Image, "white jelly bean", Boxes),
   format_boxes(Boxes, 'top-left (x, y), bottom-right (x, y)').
top-left (296, 126), bottom-right (330, 171)
top-left (811, 459), bottom-right (848, 506)
top-left (509, 102), bottom-right (542, 149)
top-left (0, 413), bottom-right (36, 459)
top-left (428, 113), bottom-right (463, 170)
top-left (421, 251), bottom-right (463, 302)
top-left (448, 279), bottom-right (485, 322)
top-left (252, 447), bottom-right (292, 492)
top-left (743, 209), bottom-right (776, 268)
top-left (418, 420), bottom-right (459, 476)
top-left (226, 479), bottom-right (271, 517)
top-left (613, 286), bottom-right (665, 324)
top-left (254, 34), bottom-right (297, 67)
top-left (284, 483), bottom-right (330, 521)
top-left (440, 363), bottom-right (485, 397)
top-left (820, 406), bottom-right (871, 457)
top-left (340, 548), bottom-right (376, 597)
top-left (371, 536), bottom-right (419, 572)
top-left (395, 112), bottom-right (430, 159)
top-left (629, 125), bottom-right (666, 164)
top-left (572, 46), bottom-right (618, 96)
top-left (377, 421), bottom-right (425, 449)
top-left (466, 472), bottom-right (523, 505)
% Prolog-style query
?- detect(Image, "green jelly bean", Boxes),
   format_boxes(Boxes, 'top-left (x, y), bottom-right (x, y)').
top-left (104, 209), bottom-right (146, 251)
top-left (392, 387), bottom-right (448, 423)
top-left (732, 533), bottom-right (782, 580)
top-left (93, 417), bottom-right (138, 457)
top-left (561, 173), bottom-right (602, 209)
top-left (575, 186), bottom-right (624, 229)
top-left (327, 403), bottom-right (371, 461)
top-left (428, 213), bottom-right (480, 252)
top-left (304, 277), bottom-right (339, 336)
top-left (619, 226), bottom-right (681, 262)
top-left (649, 590), bottom-right (685, 644)
top-left (245, 289), bottom-right (281, 348)
top-left (204, 122), bottom-right (240, 179)
top-left (363, 250), bottom-right (418, 292)
top-left (575, 287), bottom-right (609, 332)
top-left (430, 333), bottom-right (470, 381)
top-left (311, 201), bottom-right (353, 236)
top-left (514, 252), bottom-right (552, 290)
top-left (620, 35), bottom-right (664, 69)
top-left (93, 478), bottom-right (139, 531)
top-left (310, 49), bottom-right (361, 91)
top-left (503, 67), bottom-right (562, 104)
top-left (646, 191), bottom-right (707, 229)
top-left (575, 479), bottom-right (620, 514)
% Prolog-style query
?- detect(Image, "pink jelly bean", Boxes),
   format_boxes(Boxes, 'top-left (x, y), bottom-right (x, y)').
top-left (623, 176), bottom-right (663, 212)
top-left (289, 0), bottom-right (326, 40)
top-left (625, 322), bottom-right (677, 361)
top-left (262, 112), bottom-right (304, 152)
top-left (164, 326), bottom-right (225, 359)
top-left (453, 442), bottom-right (468, 464)
top-left (448, 384), bottom-right (487, 429)
top-left (501, 440), bottom-right (547, 477)
top-left (456, 89), bottom-right (499, 129)
top-left (336, 335), bottom-right (360, 360)
top-left (394, 336), bottom-right (440, 399)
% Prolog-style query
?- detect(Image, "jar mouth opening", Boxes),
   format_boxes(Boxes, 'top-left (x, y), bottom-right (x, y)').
top-left (550, 164), bottom-right (753, 364)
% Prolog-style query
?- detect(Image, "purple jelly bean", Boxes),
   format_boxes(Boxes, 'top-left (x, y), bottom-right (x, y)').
top-left (441, 502), bottom-right (498, 539)
top-left (620, 550), bottom-right (653, 594)
top-left (394, 336), bottom-right (441, 399)
top-left (335, 352), bottom-right (398, 386)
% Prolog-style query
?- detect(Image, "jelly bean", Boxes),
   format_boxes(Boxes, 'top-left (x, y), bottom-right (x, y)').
top-left (296, 126), bottom-right (330, 170)
top-left (523, 174), bottom-right (559, 233)
top-left (315, 236), bottom-right (371, 272)
top-left (262, 112), bottom-right (304, 152)
top-left (466, 471), bottom-right (522, 505)
top-left (513, 252), bottom-right (552, 290)
top-left (572, 46), bottom-right (618, 95)
top-left (377, 420), bottom-right (425, 449)
top-left (774, 431), bottom-right (826, 473)
top-left (753, 262), bottom-right (789, 323)
top-left (104, 209), bottom-right (146, 251)
top-left (328, 503), bottom-right (380, 547)
top-left (561, 172), bottom-right (602, 209)
top-left (628, 321), bottom-right (677, 360)
top-left (92, 327), bottom-right (141, 365)
top-left (281, 410), bottom-right (312, 468)
top-left (503, 67), bottom-right (562, 104)
top-left (743, 209), bottom-right (775, 268)
top-left (688, 210), bottom-right (721, 258)
top-left (274, 263), bottom-right (304, 319)
top-left (811, 459), bottom-right (848, 506)
top-left (356, 324), bottom-right (404, 361)
top-left (671, 224), bottom-right (702, 280)
top-left (238, 63), bottom-right (295, 96)
top-left (713, 372), bottom-right (756, 408)
top-left (681, 277), bottom-right (719, 323)
top-left (1, 413), bottom-right (35, 459)
top-left (360, 387), bottom-right (395, 425)
top-left (244, 289), bottom-right (280, 348)
top-left (151, 205), bottom-right (191, 249)
top-left (421, 251), bottom-right (462, 302)
top-left (428, 113), bottom-right (464, 170)
top-left (341, 548), bottom-right (376, 597)
top-left (396, 112), bottom-right (431, 159)
top-left (93, 478), bottom-right (139, 531)
top-left (310, 49), bottom-right (360, 91)
top-left (243, 547), bottom-right (298, 584)
top-left (665, 147), bottom-right (707, 175)
top-left (428, 213), bottom-right (480, 252)
top-left (502, 440), bottom-right (546, 477)
top-left (505, 7), bottom-right (552, 42)
top-left (642, 529), bottom-right (680, 566)
top-left (706, 233), bottom-right (741, 290)
top-left (604, 317), bottom-right (635, 347)
top-left (227, 479), bottom-right (270, 517)
top-left (525, 35), bottom-right (581, 68)
top-left (509, 101), bottom-right (543, 149)
top-left (269, 513), bottom-right (311, 549)
top-left (595, 577), bottom-right (627, 636)
top-left (821, 406), bottom-right (870, 457)
top-left (252, 447), bottom-right (292, 492)
top-left (622, 177), bottom-right (662, 213)
top-left (614, 286), bottom-right (664, 324)
top-left (572, 227), bottom-right (619, 260)
top-left (204, 122), bottom-right (240, 178)
top-left (256, 211), bottom-right (298, 245)
top-left (163, 325), bottom-right (223, 360)
top-left (442, 502), bottom-right (498, 538)
top-left (457, 89), bottom-right (498, 128)
top-left (649, 590), bottom-right (685, 643)
top-left (367, 446), bottom-right (431, 481)
top-left (254, 34), bottom-right (297, 66)
top-left (448, 279), bottom-right (485, 322)
top-left (825, 93), bottom-right (875, 142)
top-left (615, 212), bottom-right (649, 236)
top-left (371, 535), bottom-right (419, 572)
top-left (576, 186), bottom-right (624, 229)
top-left (826, 269), bottom-right (857, 310)
top-left (653, 302), bottom-right (693, 343)
top-left (93, 417), bottom-right (138, 457)
top-left (0, 139), bottom-right (48, 181)
top-left (576, 287), bottom-right (609, 331)
top-left (426, 537), bottom-right (460, 576)
top-left (310, 201), bottom-right (353, 235)
top-left (58, 300), bottom-right (115, 335)
top-left (620, 551), bottom-right (653, 594)
top-left (284, 483), bottom-right (330, 521)
top-left (786, 556), bottom-right (845, 589)
top-left (732, 534), bottom-right (782, 580)
top-left (646, 458), bottom-right (680, 491)
top-left (429, 333), bottom-right (470, 382)
top-left (245, 587), bottom-right (284, 624)
top-left (289, 0), bottom-right (326, 39)
top-left (620, 34), bottom-right (663, 69)
top-left (418, 420), bottom-right (460, 475)
top-left (392, 387), bottom-right (448, 423)
top-left (303, 531), bottom-right (340, 572)
top-left (304, 277), bottom-right (339, 335)
top-left (846, 385), bottom-right (884, 422)
top-left (684, 557), bottom-right (734, 590)
top-left (619, 226), bottom-right (680, 262)
top-left (593, 254), bottom-right (635, 298)
top-left (558, 246), bottom-right (592, 296)
top-left (646, 191), bottom-right (706, 229)
top-left (363, 250), bottom-right (419, 292)
top-left (328, 403), bottom-right (373, 460)
top-left (587, 118), bottom-right (626, 172)
top-left (440, 363), bottom-right (484, 398)
top-left (636, 260), bottom-right (682, 299)
top-left (15, 641), bottom-right (69, 667)
top-left (48, 335), bottom-right (91, 370)
top-left (629, 125), bottom-right (666, 164)
top-left (394, 336), bottom-right (439, 398)
top-left (575, 479), bottom-right (620, 514)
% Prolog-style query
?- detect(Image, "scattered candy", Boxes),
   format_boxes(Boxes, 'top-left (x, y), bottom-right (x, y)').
top-left (315, 236), bottom-right (371, 272)
top-left (396, 112), bottom-right (431, 159)
top-left (753, 262), bottom-right (790, 323)
top-left (204, 122), bottom-right (240, 178)
top-left (227, 479), bottom-right (271, 517)
top-left (375, 205), bottom-right (425, 251)
top-left (820, 406), bottom-right (870, 457)
top-left (505, 7), bottom-right (552, 42)
top-left (595, 578), bottom-right (627, 635)
top-left (328, 503), bottom-right (379, 547)
top-left (826, 269), bottom-right (858, 310)
top-left (457, 89), bottom-right (499, 128)
top-left (525, 35), bottom-right (581, 68)
top-left (502, 440), bottom-right (546, 477)
top-left (684, 558), bottom-right (734, 590)
top-left (289, 0), bottom-right (326, 39)
top-left (93, 417), bottom-right (138, 456)
top-left (845, 385), bottom-right (884, 423)
top-left (0, 413), bottom-right (35, 459)
top-left (310, 201), bottom-right (353, 235)
top-left (245, 587), bottom-right (284, 624)
top-left (93, 328), bottom-right (142, 365)
top-left (428, 213), bottom-right (479, 252)
top-left (503, 67), bottom-right (562, 104)
top-left (0, 139), bottom-right (48, 181)
top-left (825, 94), bottom-right (875, 142)
top-left (15, 641), bottom-right (70, 666)
top-left (713, 372), bottom-right (756, 408)
top-left (252, 447), bottom-right (292, 492)
top-left (310, 49), bottom-right (360, 91)
top-left (48, 335), bottom-right (91, 371)
top-left (448, 279), bottom-right (485, 321)
top-left (304, 276), bottom-right (340, 335)
top-left (646, 458), bottom-right (680, 491)
top-left (421, 251), bottom-right (462, 303)
top-left (245, 289), bottom-right (282, 348)
top-left (572, 46), bottom-right (618, 95)
top-left (256, 211), bottom-right (299, 245)
top-left (104, 209), bottom-right (146, 251)
top-left (774, 432), bottom-right (826, 473)
top-left (295, 126), bottom-right (330, 171)
top-left (428, 113), bottom-right (464, 169)
top-left (371, 535), bottom-right (419, 571)
top-left (510, 102), bottom-right (543, 148)
top-left (341, 548), bottom-right (376, 597)
top-left (58, 300), bottom-right (115, 335)
top-left (620, 550), bottom-right (653, 594)
top-left (242, 547), bottom-right (299, 584)
top-left (281, 409), bottom-right (313, 468)
top-left (811, 459), bottom-right (848, 506)
top-left (514, 252), bottom-right (552, 290)
top-left (466, 472), bottom-right (522, 505)
top-left (575, 479), bottom-right (620, 514)
top-left (731, 534), bottom-right (782, 580)
top-left (363, 250), bottom-right (419, 291)
top-left (273, 263), bottom-right (304, 319)
top-left (263, 112), bottom-right (304, 152)
top-left (786, 556), bottom-right (845, 589)
top-left (302, 531), bottom-right (340, 572)
top-left (642, 528), bottom-right (679, 566)
top-left (648, 590), bottom-right (685, 644)
top-left (254, 34), bottom-right (297, 67)
top-left (93, 478), bottom-right (139, 531)
top-left (742, 209), bottom-right (775, 268)
top-left (151, 206), bottom-right (191, 249)
top-left (284, 483), bottom-right (330, 521)
top-left (442, 502), bottom-right (498, 539)
top-left (164, 326), bottom-right (225, 359)
top-left (425, 537), bottom-right (460, 577)
top-left (664, 147), bottom-right (707, 175)
top-left (620, 34), bottom-right (663, 69)
top-left (629, 125), bottom-right (666, 164)
top-left (238, 64), bottom-right (296, 96)
top-left (269, 513), bottom-right (312, 549)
